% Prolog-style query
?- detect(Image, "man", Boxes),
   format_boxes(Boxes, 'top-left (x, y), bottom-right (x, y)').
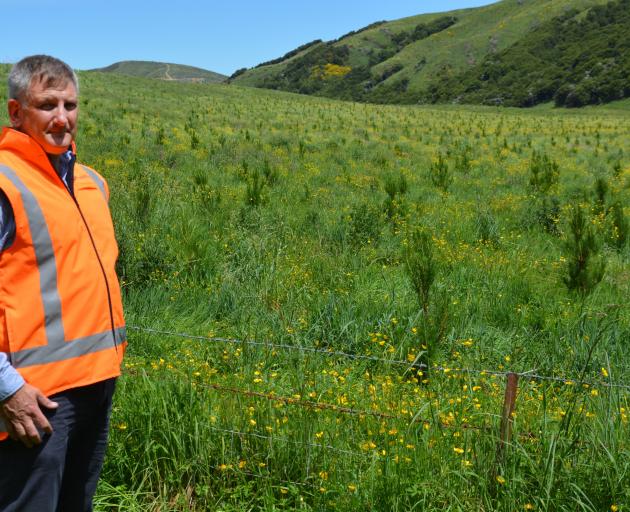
top-left (0, 55), bottom-right (126, 511)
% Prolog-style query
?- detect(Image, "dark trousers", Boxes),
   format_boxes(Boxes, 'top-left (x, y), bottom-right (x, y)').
top-left (0, 378), bottom-right (116, 512)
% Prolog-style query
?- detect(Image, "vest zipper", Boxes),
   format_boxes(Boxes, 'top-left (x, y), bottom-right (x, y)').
top-left (61, 177), bottom-right (118, 352)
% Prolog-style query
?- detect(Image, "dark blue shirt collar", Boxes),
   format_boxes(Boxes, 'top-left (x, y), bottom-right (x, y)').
top-left (52, 149), bottom-right (76, 195)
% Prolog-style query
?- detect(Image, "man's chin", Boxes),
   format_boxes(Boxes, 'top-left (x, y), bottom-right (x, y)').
top-left (44, 136), bottom-right (73, 153)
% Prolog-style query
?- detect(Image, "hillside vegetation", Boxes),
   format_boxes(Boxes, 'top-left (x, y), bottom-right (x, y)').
top-left (0, 67), bottom-right (629, 511)
top-left (428, 0), bottom-right (630, 107)
top-left (92, 60), bottom-right (226, 83)
top-left (232, 0), bottom-right (626, 107)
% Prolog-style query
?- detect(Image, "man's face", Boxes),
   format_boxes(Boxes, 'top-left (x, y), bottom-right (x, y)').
top-left (8, 79), bottom-right (78, 155)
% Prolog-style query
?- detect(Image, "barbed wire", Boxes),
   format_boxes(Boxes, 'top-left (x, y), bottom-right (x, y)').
top-left (513, 370), bottom-right (630, 390)
top-left (128, 370), bottom-right (624, 470)
top-left (128, 325), bottom-right (630, 391)
top-left (128, 325), bottom-right (414, 367)
top-left (139, 371), bottom-right (487, 432)
top-left (426, 366), bottom-right (630, 391)
top-left (197, 380), bottom-right (401, 420)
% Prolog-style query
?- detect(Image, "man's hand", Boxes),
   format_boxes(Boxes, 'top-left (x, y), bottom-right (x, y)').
top-left (0, 384), bottom-right (58, 447)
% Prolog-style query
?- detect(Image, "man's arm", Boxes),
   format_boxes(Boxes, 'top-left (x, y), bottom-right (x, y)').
top-left (0, 193), bottom-right (58, 447)
top-left (0, 352), bottom-right (25, 402)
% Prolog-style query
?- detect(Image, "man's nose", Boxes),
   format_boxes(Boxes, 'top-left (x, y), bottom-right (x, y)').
top-left (52, 106), bottom-right (69, 125)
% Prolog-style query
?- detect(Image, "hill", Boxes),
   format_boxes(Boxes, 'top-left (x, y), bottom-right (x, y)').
top-left (230, 0), bottom-right (616, 106)
top-left (92, 60), bottom-right (226, 83)
top-left (428, 0), bottom-right (630, 107)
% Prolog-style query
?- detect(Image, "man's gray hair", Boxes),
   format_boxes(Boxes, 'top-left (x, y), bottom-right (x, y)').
top-left (8, 55), bottom-right (78, 101)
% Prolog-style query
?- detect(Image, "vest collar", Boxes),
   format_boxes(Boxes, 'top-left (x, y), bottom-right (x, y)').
top-left (0, 127), bottom-right (77, 181)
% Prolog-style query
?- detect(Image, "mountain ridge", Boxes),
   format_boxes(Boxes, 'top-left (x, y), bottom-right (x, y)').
top-left (91, 60), bottom-right (226, 83)
top-left (231, 0), bottom-right (620, 107)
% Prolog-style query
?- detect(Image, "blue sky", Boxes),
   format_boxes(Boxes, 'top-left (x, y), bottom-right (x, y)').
top-left (2, 0), bottom-right (495, 76)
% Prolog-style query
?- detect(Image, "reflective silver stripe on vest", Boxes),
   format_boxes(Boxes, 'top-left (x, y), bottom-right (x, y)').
top-left (80, 165), bottom-right (107, 201)
top-left (11, 326), bottom-right (126, 368)
top-left (0, 164), bottom-right (123, 369)
top-left (0, 165), bottom-right (65, 346)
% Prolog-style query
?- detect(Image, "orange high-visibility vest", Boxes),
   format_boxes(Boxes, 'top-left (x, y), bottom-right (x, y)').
top-left (0, 128), bottom-right (126, 421)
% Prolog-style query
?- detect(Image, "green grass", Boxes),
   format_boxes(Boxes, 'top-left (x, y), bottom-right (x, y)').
top-left (0, 68), bottom-right (628, 510)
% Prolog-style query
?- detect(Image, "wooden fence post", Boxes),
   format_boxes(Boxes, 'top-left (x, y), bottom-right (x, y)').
top-left (499, 372), bottom-right (519, 450)
top-left (493, 372), bottom-right (519, 482)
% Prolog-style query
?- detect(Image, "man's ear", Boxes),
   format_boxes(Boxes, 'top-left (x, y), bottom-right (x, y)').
top-left (7, 99), bottom-right (24, 129)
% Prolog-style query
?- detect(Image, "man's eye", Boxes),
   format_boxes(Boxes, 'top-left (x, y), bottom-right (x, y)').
top-left (65, 103), bottom-right (77, 111)
top-left (39, 103), bottom-right (55, 111)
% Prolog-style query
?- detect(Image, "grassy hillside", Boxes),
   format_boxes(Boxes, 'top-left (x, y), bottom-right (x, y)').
top-left (428, 0), bottom-right (630, 107)
top-left (0, 68), bottom-right (629, 510)
top-left (232, 0), bottom-right (611, 104)
top-left (92, 60), bottom-right (226, 83)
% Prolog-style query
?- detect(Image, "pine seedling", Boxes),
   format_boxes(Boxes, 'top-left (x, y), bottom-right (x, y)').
top-left (403, 228), bottom-right (449, 371)
top-left (536, 196), bottom-right (561, 236)
top-left (245, 169), bottom-right (266, 207)
top-left (529, 150), bottom-right (559, 194)
top-left (403, 228), bottom-right (436, 315)
top-left (429, 154), bottom-right (452, 193)
top-left (592, 176), bottom-right (608, 215)
top-left (609, 201), bottom-right (628, 250)
top-left (563, 204), bottom-right (605, 296)
top-left (383, 172), bottom-right (408, 220)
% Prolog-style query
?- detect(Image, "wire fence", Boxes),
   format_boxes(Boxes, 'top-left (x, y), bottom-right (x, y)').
top-left (145, 364), bottom-right (492, 432)
top-left (128, 324), bottom-right (630, 391)
top-left (135, 366), bottom-right (602, 478)
top-left (199, 381), bottom-right (400, 420)
top-left (118, 324), bottom-right (630, 493)
top-left (128, 325), bottom-right (413, 367)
